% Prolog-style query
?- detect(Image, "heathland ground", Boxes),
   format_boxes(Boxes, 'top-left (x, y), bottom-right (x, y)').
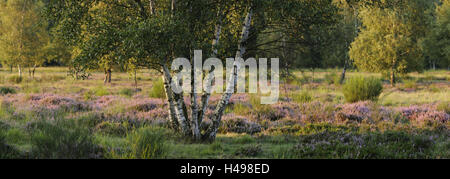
top-left (0, 67), bottom-right (448, 159)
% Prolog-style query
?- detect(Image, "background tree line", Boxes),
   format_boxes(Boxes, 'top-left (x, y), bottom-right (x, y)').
top-left (0, 0), bottom-right (448, 82)
top-left (0, 0), bottom-right (448, 141)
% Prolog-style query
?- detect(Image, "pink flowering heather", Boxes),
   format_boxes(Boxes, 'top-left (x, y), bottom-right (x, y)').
top-left (220, 114), bottom-right (261, 134)
top-left (128, 98), bottom-right (165, 112)
top-left (271, 102), bottom-right (301, 120)
top-left (396, 105), bottom-right (449, 124)
top-left (299, 101), bottom-right (335, 123)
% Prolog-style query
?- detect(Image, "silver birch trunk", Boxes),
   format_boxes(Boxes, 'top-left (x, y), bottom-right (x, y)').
top-left (198, 11), bottom-right (223, 127)
top-left (163, 64), bottom-right (190, 136)
top-left (203, 9), bottom-right (253, 141)
top-left (149, 0), bottom-right (155, 15)
top-left (162, 68), bottom-right (179, 130)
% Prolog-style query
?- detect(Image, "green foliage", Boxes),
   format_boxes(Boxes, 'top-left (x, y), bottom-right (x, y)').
top-left (119, 127), bottom-right (169, 159)
top-left (421, 0), bottom-right (450, 69)
top-left (0, 0), bottom-right (49, 72)
top-left (119, 88), bottom-right (135, 97)
top-left (0, 130), bottom-right (22, 159)
top-left (292, 90), bottom-right (313, 103)
top-left (0, 86), bottom-right (16, 95)
top-left (7, 75), bottom-right (23, 84)
top-left (93, 86), bottom-right (110, 96)
top-left (28, 119), bottom-right (101, 159)
top-left (342, 76), bottom-right (383, 103)
top-left (437, 101), bottom-right (450, 114)
top-left (234, 144), bottom-right (262, 157)
top-left (324, 72), bottom-right (340, 85)
top-left (149, 78), bottom-right (166, 99)
top-left (403, 79), bottom-right (418, 89)
top-left (95, 121), bottom-right (128, 137)
top-left (349, 5), bottom-right (427, 85)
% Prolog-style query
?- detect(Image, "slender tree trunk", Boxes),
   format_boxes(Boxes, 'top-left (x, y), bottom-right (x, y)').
top-left (134, 69), bottom-right (138, 90)
top-left (32, 64), bottom-right (36, 79)
top-left (104, 68), bottom-right (112, 84)
top-left (104, 69), bottom-right (108, 84)
top-left (203, 9), bottom-right (253, 141)
top-left (198, 9), bottom-right (223, 132)
top-left (18, 65), bottom-right (22, 78)
top-left (390, 69), bottom-right (396, 87)
top-left (10, 65), bottom-right (13, 73)
top-left (162, 66), bottom-right (179, 130)
top-left (162, 64), bottom-right (191, 137)
top-left (107, 68), bottom-right (112, 83)
top-left (149, 0), bottom-right (155, 15)
top-left (340, 60), bottom-right (347, 84)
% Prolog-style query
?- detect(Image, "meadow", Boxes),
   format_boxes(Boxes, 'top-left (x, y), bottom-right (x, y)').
top-left (0, 67), bottom-right (449, 159)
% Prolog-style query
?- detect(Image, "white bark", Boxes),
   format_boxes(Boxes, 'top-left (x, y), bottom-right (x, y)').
top-left (198, 12), bottom-right (223, 127)
top-left (204, 9), bottom-right (253, 141)
top-left (162, 68), bottom-right (178, 129)
top-left (163, 64), bottom-right (190, 136)
top-left (149, 0), bottom-right (155, 15)
top-left (18, 65), bottom-right (22, 78)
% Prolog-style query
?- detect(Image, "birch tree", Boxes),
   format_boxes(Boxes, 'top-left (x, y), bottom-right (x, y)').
top-left (46, 0), bottom-right (341, 142)
top-left (0, 0), bottom-right (49, 77)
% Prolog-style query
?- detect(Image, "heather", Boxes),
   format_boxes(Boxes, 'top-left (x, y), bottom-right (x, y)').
top-left (0, 68), bottom-right (448, 159)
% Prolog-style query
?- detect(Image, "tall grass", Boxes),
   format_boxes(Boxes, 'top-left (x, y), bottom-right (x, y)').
top-left (149, 78), bottom-right (166, 99)
top-left (110, 126), bottom-right (169, 159)
top-left (29, 119), bottom-right (101, 159)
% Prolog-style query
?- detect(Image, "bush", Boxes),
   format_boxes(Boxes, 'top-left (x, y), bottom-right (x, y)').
top-left (0, 87), bottom-right (16, 95)
top-left (220, 117), bottom-right (262, 134)
top-left (342, 76), bottom-right (383, 103)
top-left (121, 127), bottom-right (168, 159)
top-left (28, 120), bottom-right (102, 159)
top-left (403, 79), bottom-right (418, 89)
top-left (93, 86), bottom-right (110, 96)
top-left (119, 88), bottom-right (135, 97)
top-left (95, 121), bottom-right (128, 136)
top-left (149, 78), bottom-right (166, 99)
top-left (0, 131), bottom-right (22, 159)
top-left (7, 75), bottom-right (23, 84)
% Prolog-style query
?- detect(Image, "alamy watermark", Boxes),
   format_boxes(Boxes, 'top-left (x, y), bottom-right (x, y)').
top-left (170, 50), bottom-right (279, 104)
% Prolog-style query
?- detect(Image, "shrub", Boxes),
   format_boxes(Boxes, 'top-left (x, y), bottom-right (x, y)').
top-left (121, 127), bottom-right (168, 159)
top-left (119, 88), bottom-right (135, 97)
top-left (403, 79), bottom-right (418, 89)
top-left (93, 86), bottom-right (110, 96)
top-left (95, 121), bottom-right (128, 136)
top-left (219, 116), bottom-right (262, 134)
top-left (0, 87), bottom-right (16, 95)
top-left (342, 76), bottom-right (383, 103)
top-left (292, 90), bottom-right (313, 103)
top-left (149, 78), bottom-right (166, 99)
top-left (28, 120), bottom-right (102, 159)
top-left (0, 131), bottom-right (22, 159)
top-left (7, 75), bottom-right (23, 84)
